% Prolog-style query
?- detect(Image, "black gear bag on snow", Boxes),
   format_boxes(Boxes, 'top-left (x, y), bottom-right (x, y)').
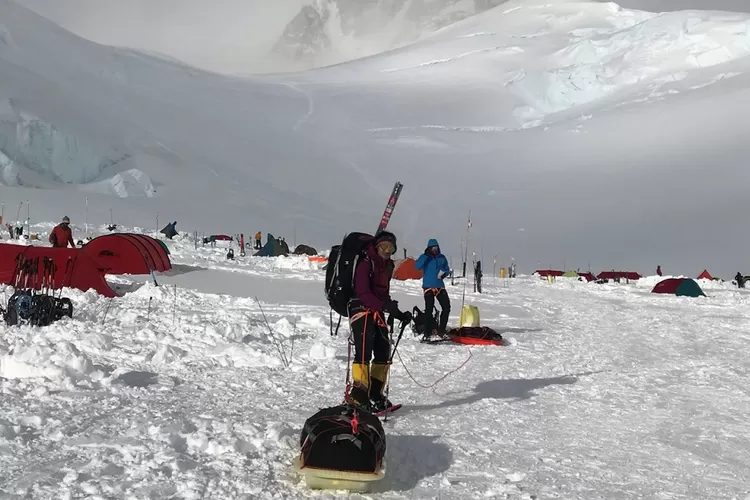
top-left (325, 232), bottom-right (374, 318)
top-left (299, 405), bottom-right (386, 473)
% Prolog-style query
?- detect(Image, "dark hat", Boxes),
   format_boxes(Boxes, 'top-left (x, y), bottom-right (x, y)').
top-left (374, 231), bottom-right (397, 252)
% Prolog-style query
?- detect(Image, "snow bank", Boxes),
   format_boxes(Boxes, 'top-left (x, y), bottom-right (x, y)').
top-left (507, 4), bottom-right (750, 123)
top-left (0, 340), bottom-right (99, 385)
top-left (83, 168), bottom-right (157, 198)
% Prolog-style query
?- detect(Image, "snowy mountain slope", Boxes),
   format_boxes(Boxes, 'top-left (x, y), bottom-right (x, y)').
top-left (614, 0), bottom-right (750, 14)
top-left (275, 0), bottom-right (511, 69)
top-left (2, 0), bottom-right (750, 275)
top-left (2, 236), bottom-right (750, 498)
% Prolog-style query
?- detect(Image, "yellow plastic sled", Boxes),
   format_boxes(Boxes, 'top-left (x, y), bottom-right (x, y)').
top-left (293, 455), bottom-right (386, 492)
top-left (459, 304), bottom-right (480, 327)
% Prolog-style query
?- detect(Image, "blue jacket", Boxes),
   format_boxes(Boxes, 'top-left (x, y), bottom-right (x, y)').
top-left (415, 238), bottom-right (451, 289)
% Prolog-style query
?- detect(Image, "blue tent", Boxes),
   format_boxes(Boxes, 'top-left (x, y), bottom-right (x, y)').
top-left (254, 233), bottom-right (289, 257)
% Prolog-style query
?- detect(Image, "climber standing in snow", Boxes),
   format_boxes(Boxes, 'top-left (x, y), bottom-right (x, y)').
top-left (415, 238), bottom-right (452, 340)
top-left (348, 231), bottom-right (412, 412)
top-left (49, 216), bottom-right (75, 248)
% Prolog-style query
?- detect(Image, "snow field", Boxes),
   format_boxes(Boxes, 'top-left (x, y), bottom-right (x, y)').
top-left (2, 232), bottom-right (750, 498)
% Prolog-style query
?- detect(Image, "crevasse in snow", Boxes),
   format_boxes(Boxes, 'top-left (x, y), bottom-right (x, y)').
top-left (0, 100), bottom-right (126, 185)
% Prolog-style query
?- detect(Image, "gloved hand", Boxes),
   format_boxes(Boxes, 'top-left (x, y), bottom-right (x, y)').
top-left (438, 269), bottom-right (452, 280)
top-left (384, 299), bottom-right (401, 317)
top-left (394, 311), bottom-right (414, 325)
top-left (385, 300), bottom-right (412, 324)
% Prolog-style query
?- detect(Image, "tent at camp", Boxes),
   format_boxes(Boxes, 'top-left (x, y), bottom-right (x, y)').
top-left (0, 244), bottom-right (116, 297)
top-left (534, 269), bottom-right (564, 277)
top-left (578, 272), bottom-right (597, 282)
top-left (393, 257), bottom-right (423, 281)
top-left (82, 233), bottom-right (172, 275)
top-left (697, 269), bottom-right (713, 280)
top-left (254, 233), bottom-right (289, 257)
top-left (561, 271), bottom-right (579, 278)
top-left (597, 271), bottom-right (642, 281)
top-left (652, 278), bottom-right (705, 297)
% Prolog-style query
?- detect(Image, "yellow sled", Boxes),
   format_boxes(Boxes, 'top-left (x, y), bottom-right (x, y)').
top-left (293, 455), bottom-right (385, 492)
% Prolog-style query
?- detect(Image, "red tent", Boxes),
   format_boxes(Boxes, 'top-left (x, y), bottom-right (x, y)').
top-left (534, 269), bottom-right (564, 277)
top-left (393, 258), bottom-right (423, 281)
top-left (597, 271), bottom-right (642, 281)
top-left (0, 244), bottom-right (116, 297)
top-left (82, 234), bottom-right (171, 274)
top-left (697, 269), bottom-right (713, 280)
top-left (578, 272), bottom-right (597, 282)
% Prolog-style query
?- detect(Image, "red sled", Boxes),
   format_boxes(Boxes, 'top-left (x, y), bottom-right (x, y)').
top-left (450, 335), bottom-right (506, 346)
top-left (448, 326), bottom-right (506, 346)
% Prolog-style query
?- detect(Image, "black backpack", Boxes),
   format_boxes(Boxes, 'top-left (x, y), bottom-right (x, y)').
top-left (325, 232), bottom-right (374, 317)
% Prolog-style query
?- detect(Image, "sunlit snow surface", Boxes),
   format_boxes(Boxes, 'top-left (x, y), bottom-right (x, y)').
top-left (1, 230), bottom-right (749, 499)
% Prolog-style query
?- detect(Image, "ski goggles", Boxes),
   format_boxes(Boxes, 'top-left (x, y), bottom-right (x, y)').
top-left (376, 241), bottom-right (395, 254)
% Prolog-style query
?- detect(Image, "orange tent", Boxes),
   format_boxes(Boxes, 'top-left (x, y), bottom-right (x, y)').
top-left (697, 269), bottom-right (713, 280)
top-left (393, 257), bottom-right (423, 281)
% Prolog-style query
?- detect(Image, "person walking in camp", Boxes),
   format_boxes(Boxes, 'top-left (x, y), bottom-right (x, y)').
top-left (255, 231), bottom-right (262, 249)
top-left (735, 272), bottom-right (745, 289)
top-left (415, 238), bottom-right (452, 341)
top-left (348, 231), bottom-right (412, 412)
top-left (656, 265), bottom-right (663, 277)
top-left (49, 216), bottom-right (75, 248)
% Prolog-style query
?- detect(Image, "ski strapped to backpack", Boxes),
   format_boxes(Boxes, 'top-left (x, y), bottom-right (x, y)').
top-left (325, 182), bottom-right (404, 336)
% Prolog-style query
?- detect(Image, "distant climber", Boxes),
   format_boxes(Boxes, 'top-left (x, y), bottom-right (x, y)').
top-left (49, 216), bottom-right (75, 248)
top-left (255, 231), bottom-right (262, 249)
top-left (735, 272), bottom-right (745, 289)
top-left (656, 265), bottom-right (663, 277)
top-left (415, 238), bottom-right (452, 341)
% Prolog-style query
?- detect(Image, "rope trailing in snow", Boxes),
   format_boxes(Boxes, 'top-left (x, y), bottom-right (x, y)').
top-left (394, 348), bottom-right (473, 390)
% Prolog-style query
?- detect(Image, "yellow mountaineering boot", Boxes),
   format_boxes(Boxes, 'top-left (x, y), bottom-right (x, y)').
top-left (348, 362), bottom-right (370, 409)
top-left (369, 362), bottom-right (394, 413)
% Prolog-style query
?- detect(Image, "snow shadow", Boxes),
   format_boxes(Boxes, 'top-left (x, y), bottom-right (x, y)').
top-left (374, 434), bottom-right (452, 493)
top-left (164, 264), bottom-right (204, 276)
top-left (406, 373), bottom-right (591, 413)
top-left (484, 326), bottom-right (543, 335)
top-left (115, 370), bottom-right (180, 388)
top-left (115, 370), bottom-right (160, 387)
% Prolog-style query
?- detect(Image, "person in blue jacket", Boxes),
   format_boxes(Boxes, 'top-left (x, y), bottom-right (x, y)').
top-left (415, 238), bottom-right (452, 339)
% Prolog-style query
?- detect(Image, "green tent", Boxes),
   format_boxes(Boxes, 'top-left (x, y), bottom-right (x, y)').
top-left (254, 233), bottom-right (289, 257)
top-left (157, 239), bottom-right (170, 255)
top-left (562, 271), bottom-right (578, 278)
top-left (651, 278), bottom-right (705, 297)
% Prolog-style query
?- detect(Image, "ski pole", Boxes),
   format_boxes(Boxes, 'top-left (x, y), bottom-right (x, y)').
top-left (383, 320), bottom-right (409, 422)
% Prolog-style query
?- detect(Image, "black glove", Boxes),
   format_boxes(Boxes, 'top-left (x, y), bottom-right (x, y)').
top-left (399, 310), bottom-right (413, 324)
top-left (384, 299), bottom-right (400, 316)
top-left (385, 300), bottom-right (412, 324)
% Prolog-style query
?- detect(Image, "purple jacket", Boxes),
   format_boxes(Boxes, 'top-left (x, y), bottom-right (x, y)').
top-left (353, 244), bottom-right (394, 312)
